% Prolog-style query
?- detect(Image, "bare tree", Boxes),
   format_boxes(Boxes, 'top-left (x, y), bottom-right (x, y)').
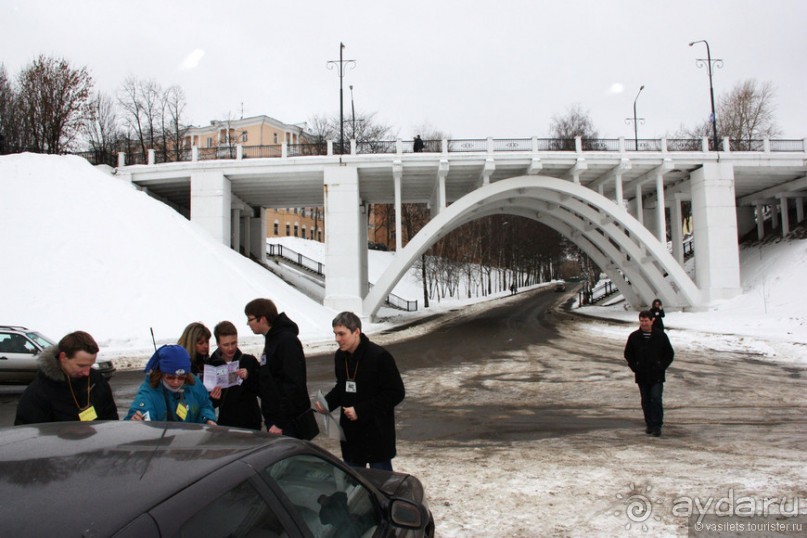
top-left (718, 79), bottom-right (780, 149)
top-left (549, 103), bottom-right (599, 150)
top-left (118, 77), bottom-right (163, 158)
top-left (84, 91), bottom-right (122, 165)
top-left (15, 55), bottom-right (94, 153)
top-left (0, 63), bottom-right (21, 154)
top-left (163, 85), bottom-right (188, 160)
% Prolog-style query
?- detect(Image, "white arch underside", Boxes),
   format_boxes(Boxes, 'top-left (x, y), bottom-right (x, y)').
top-left (365, 176), bottom-right (701, 317)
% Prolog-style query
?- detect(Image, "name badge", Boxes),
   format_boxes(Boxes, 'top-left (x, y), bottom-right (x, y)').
top-left (176, 402), bottom-right (189, 421)
top-left (346, 381), bottom-right (357, 393)
top-left (78, 406), bottom-right (98, 422)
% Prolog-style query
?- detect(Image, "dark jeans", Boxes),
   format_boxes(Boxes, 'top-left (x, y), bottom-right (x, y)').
top-left (638, 382), bottom-right (664, 430)
top-left (345, 459), bottom-right (393, 472)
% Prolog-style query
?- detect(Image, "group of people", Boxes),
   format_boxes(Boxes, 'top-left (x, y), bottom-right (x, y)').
top-left (623, 298), bottom-right (673, 437)
top-left (14, 299), bottom-right (407, 471)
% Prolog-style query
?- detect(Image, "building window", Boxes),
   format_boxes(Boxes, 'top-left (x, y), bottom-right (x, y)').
top-left (273, 221), bottom-right (279, 235)
top-left (206, 137), bottom-right (213, 148)
top-left (301, 226), bottom-right (307, 238)
top-left (273, 133), bottom-right (278, 144)
top-left (294, 224), bottom-right (299, 237)
top-left (318, 230), bottom-right (322, 242)
top-left (241, 131), bottom-right (248, 142)
top-left (285, 224), bottom-right (290, 236)
top-left (309, 229), bottom-right (314, 240)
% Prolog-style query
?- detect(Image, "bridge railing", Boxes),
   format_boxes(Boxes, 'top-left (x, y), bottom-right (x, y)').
top-left (266, 243), bottom-right (418, 311)
top-left (75, 136), bottom-right (806, 167)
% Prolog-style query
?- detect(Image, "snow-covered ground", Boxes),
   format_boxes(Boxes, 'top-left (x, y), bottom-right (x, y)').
top-left (2, 153), bottom-right (806, 536)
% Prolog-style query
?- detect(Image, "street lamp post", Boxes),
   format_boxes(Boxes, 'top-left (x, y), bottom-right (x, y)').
top-left (327, 43), bottom-right (356, 155)
top-left (625, 85), bottom-right (645, 151)
top-left (689, 40), bottom-right (723, 151)
top-left (349, 84), bottom-right (356, 138)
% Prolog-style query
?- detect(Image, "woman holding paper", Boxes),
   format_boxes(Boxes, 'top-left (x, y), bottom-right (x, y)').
top-left (125, 344), bottom-right (217, 424)
top-left (207, 321), bottom-right (262, 430)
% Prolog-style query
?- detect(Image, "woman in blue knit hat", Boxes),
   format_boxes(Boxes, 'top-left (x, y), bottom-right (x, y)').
top-left (125, 345), bottom-right (217, 424)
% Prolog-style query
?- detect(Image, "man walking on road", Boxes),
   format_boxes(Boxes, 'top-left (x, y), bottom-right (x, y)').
top-left (624, 310), bottom-right (674, 437)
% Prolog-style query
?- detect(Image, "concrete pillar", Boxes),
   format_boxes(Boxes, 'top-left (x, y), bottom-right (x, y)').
top-left (755, 203), bottom-right (765, 240)
top-left (393, 164), bottom-right (403, 252)
top-left (735, 206), bottom-right (756, 240)
top-left (690, 162), bottom-right (741, 302)
top-left (670, 195), bottom-right (684, 266)
top-left (117, 152), bottom-right (126, 167)
top-left (324, 166), bottom-right (365, 313)
top-left (231, 208), bottom-right (241, 250)
top-left (771, 204), bottom-right (779, 229)
top-left (654, 171), bottom-right (667, 243)
top-left (796, 197), bottom-right (804, 223)
top-left (614, 173), bottom-right (624, 208)
top-left (190, 170), bottom-right (231, 244)
top-left (779, 196), bottom-right (790, 236)
top-left (241, 214), bottom-right (252, 256)
top-left (635, 184), bottom-right (644, 226)
top-left (148, 149), bottom-right (155, 165)
top-left (250, 208), bottom-right (267, 263)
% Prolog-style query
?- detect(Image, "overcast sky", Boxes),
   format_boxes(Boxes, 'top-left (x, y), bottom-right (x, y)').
top-left (3, 0), bottom-right (806, 140)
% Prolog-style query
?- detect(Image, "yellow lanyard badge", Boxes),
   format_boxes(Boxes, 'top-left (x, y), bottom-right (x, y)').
top-left (176, 402), bottom-right (189, 421)
top-left (78, 406), bottom-right (98, 422)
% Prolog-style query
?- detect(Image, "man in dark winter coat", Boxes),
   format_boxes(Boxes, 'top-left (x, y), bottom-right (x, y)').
top-left (208, 321), bottom-right (262, 430)
top-left (315, 311), bottom-right (405, 471)
top-left (624, 310), bottom-right (674, 437)
top-left (15, 331), bottom-right (119, 425)
top-left (245, 298), bottom-right (311, 438)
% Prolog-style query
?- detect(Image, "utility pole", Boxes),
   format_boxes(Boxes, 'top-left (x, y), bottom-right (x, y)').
top-left (327, 43), bottom-right (356, 155)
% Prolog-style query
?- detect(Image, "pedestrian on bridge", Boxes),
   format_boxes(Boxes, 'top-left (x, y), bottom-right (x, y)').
top-left (624, 310), bottom-right (674, 437)
top-left (413, 135), bottom-right (424, 153)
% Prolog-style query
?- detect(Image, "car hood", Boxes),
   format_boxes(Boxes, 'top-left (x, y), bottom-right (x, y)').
top-left (356, 468), bottom-right (426, 503)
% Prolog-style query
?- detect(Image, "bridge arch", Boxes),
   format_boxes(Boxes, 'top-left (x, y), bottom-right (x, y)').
top-left (363, 175), bottom-right (701, 318)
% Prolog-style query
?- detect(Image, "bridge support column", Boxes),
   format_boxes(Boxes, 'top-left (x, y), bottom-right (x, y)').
top-left (324, 166), bottom-right (367, 314)
top-left (231, 209), bottom-right (241, 251)
top-left (690, 163), bottom-right (741, 302)
top-left (250, 208), bottom-right (267, 263)
top-left (670, 194), bottom-right (684, 265)
top-left (755, 203), bottom-right (765, 240)
top-left (735, 206), bottom-right (755, 239)
top-left (393, 163), bottom-right (403, 252)
top-left (191, 171), bottom-right (231, 245)
top-left (779, 195), bottom-right (790, 235)
top-left (241, 213), bottom-right (252, 256)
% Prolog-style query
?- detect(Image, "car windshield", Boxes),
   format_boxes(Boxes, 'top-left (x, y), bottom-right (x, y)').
top-left (25, 331), bottom-right (55, 349)
top-left (266, 454), bottom-right (380, 538)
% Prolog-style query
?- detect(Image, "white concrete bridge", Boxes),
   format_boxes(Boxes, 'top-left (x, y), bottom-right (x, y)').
top-left (113, 136), bottom-right (807, 318)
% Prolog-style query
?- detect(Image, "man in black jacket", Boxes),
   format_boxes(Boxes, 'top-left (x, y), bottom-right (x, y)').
top-left (245, 298), bottom-right (310, 438)
top-left (15, 331), bottom-right (119, 425)
top-left (624, 310), bottom-right (674, 437)
top-left (315, 311), bottom-right (405, 471)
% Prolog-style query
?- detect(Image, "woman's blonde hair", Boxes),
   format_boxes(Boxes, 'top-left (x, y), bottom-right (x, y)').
top-left (177, 322), bottom-right (211, 359)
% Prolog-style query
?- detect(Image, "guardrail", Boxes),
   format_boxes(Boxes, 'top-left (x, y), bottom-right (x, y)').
top-left (70, 135), bottom-right (806, 167)
top-left (578, 280), bottom-right (619, 306)
top-left (266, 243), bottom-right (417, 312)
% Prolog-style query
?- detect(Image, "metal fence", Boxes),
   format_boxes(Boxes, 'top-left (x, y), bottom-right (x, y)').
top-left (266, 243), bottom-right (418, 311)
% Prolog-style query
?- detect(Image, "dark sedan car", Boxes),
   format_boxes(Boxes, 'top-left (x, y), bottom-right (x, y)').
top-left (0, 421), bottom-right (434, 537)
top-left (0, 325), bottom-right (116, 384)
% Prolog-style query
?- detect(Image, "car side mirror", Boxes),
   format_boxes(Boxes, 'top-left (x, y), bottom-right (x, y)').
top-left (389, 497), bottom-right (429, 530)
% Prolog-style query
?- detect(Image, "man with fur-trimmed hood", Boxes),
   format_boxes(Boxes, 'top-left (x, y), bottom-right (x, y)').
top-left (15, 331), bottom-right (119, 425)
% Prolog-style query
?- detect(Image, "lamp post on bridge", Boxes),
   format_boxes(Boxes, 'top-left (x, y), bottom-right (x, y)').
top-left (349, 84), bottom-right (356, 139)
top-left (625, 85), bottom-right (645, 151)
top-left (689, 39), bottom-right (722, 151)
top-left (327, 43), bottom-right (356, 155)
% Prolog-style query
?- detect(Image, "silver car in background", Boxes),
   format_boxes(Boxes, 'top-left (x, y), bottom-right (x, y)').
top-left (0, 325), bottom-right (116, 384)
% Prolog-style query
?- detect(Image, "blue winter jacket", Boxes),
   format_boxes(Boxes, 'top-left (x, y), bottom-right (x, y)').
top-left (125, 375), bottom-right (217, 423)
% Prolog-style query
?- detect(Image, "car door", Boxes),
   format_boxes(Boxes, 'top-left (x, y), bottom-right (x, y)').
top-left (0, 332), bottom-right (39, 384)
top-left (142, 458), bottom-right (303, 538)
